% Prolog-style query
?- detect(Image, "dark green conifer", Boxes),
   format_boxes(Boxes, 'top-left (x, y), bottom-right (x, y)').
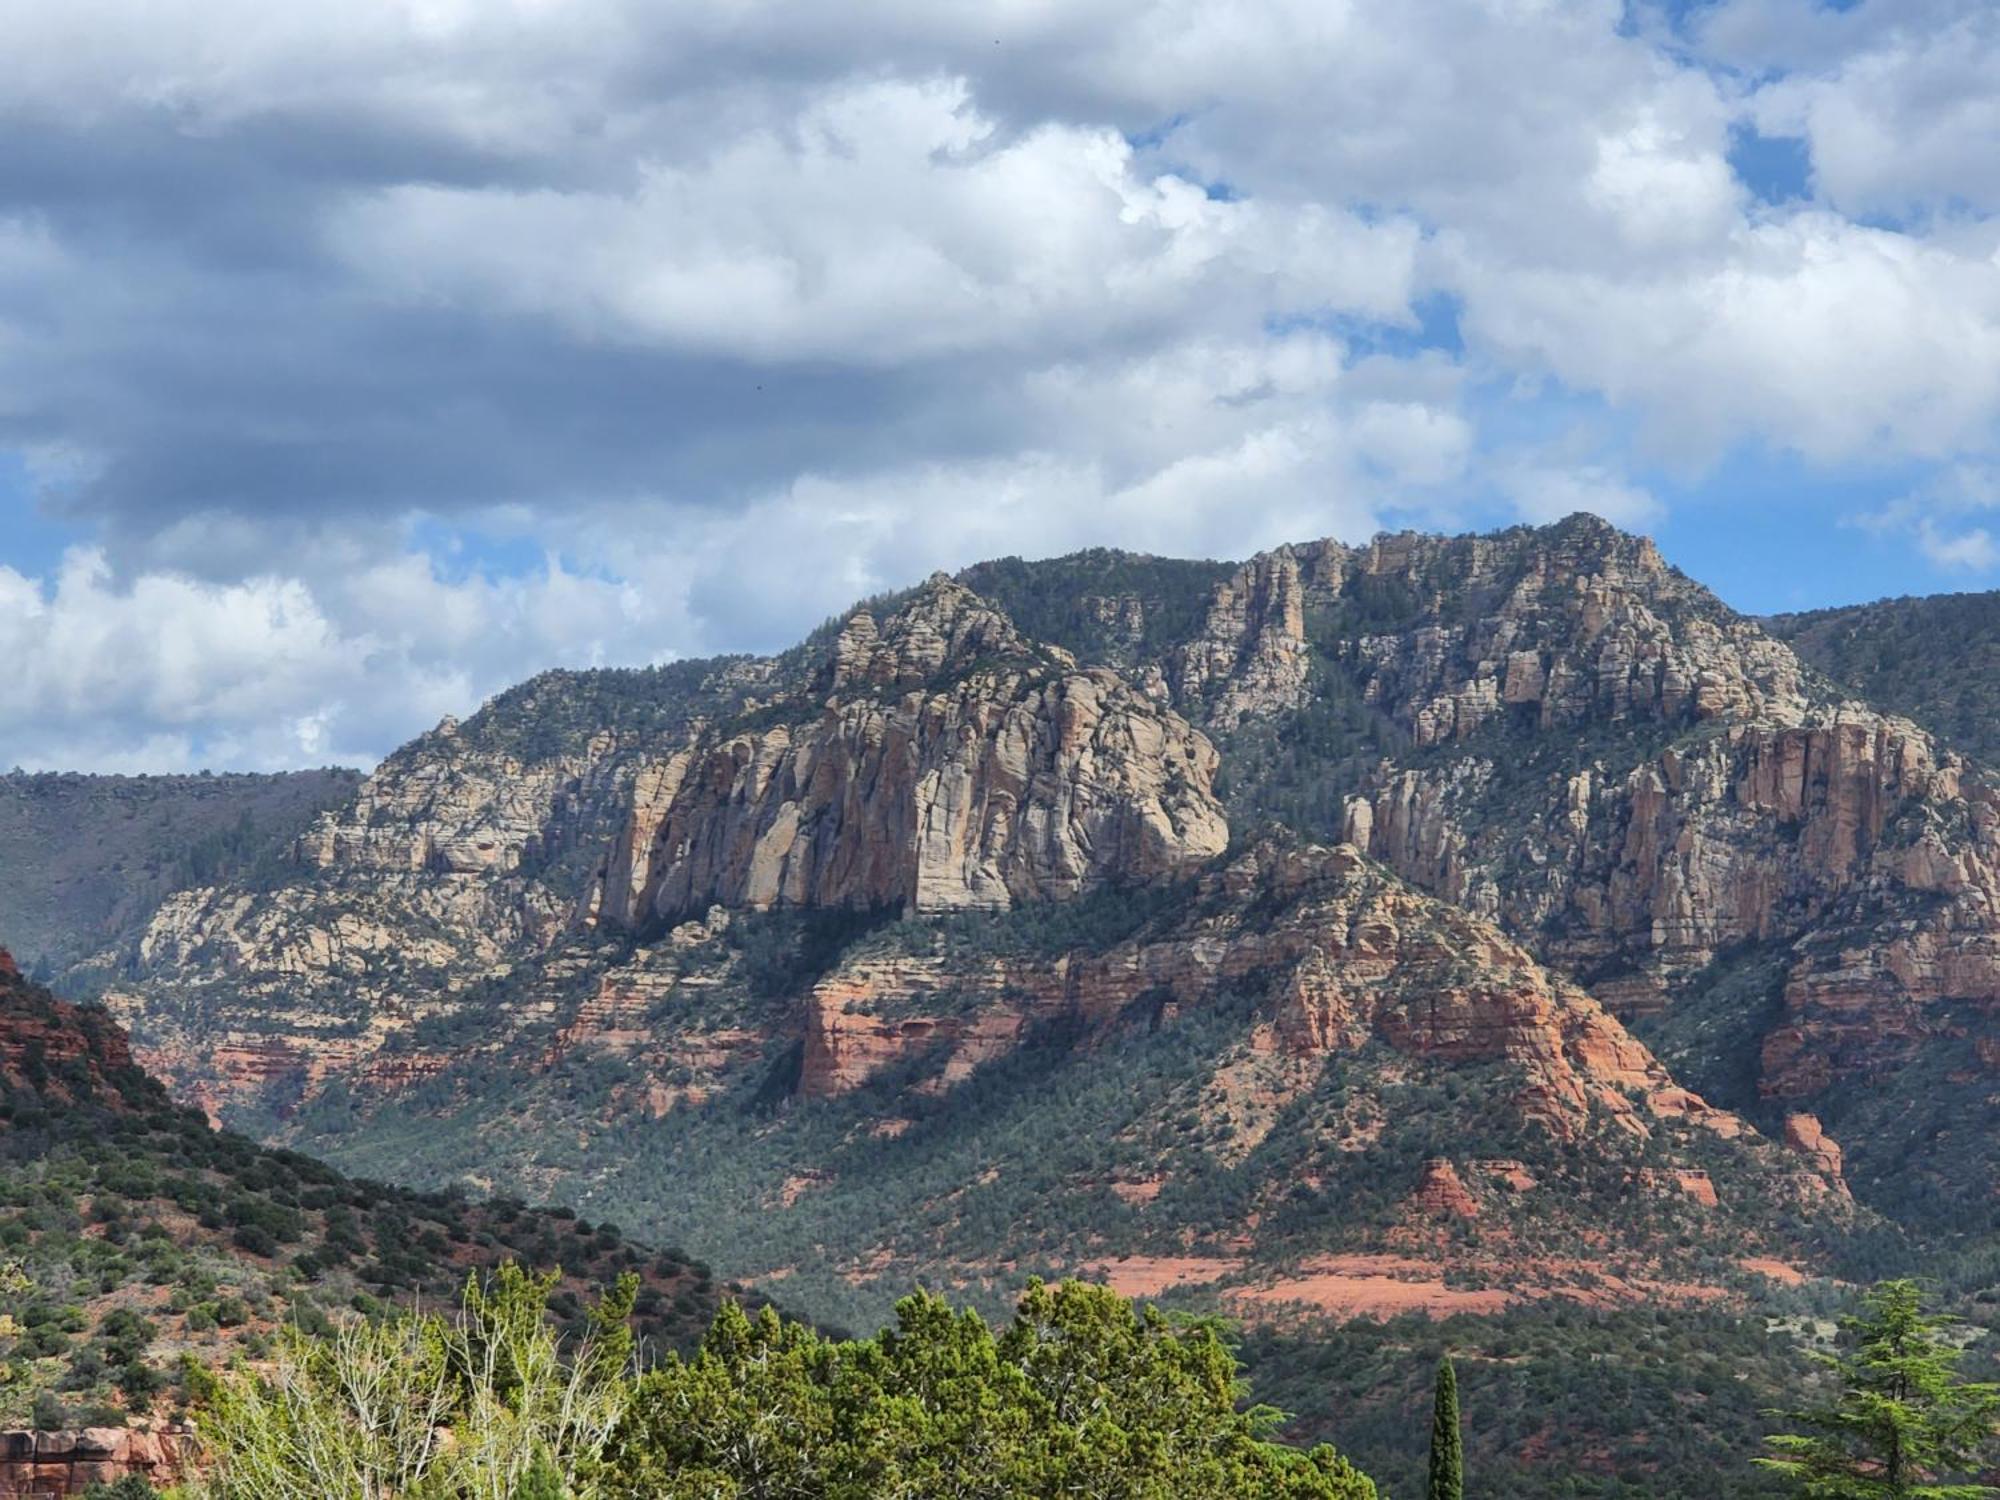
top-left (511, 1447), bottom-right (565, 1500)
top-left (1758, 1279), bottom-right (2000, 1497)
top-left (1428, 1354), bottom-right (1463, 1500)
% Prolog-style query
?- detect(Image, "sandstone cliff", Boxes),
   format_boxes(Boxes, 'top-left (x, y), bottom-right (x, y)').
top-left (0, 954), bottom-right (155, 1110)
top-left (0, 1428), bottom-right (193, 1499)
top-left (69, 514), bottom-right (2000, 1307)
top-left (793, 840), bottom-right (1741, 1151)
top-left (593, 578), bottom-right (1226, 921)
top-left (1148, 520), bottom-right (2000, 1109)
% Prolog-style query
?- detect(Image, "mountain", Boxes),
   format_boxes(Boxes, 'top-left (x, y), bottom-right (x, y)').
top-left (20, 514), bottom-right (2000, 1493)
top-left (1768, 589), bottom-right (2000, 767)
top-left (0, 769), bottom-right (360, 980)
top-left (0, 945), bottom-right (767, 1438)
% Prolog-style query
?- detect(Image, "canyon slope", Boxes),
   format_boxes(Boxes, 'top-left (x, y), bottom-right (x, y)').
top-left (61, 518), bottom-right (2000, 1242)
top-left (75, 525), bottom-right (1911, 1301)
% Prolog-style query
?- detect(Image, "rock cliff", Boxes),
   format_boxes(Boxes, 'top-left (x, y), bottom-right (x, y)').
top-left (0, 956), bottom-right (155, 1110)
top-left (62, 513), bottom-right (2000, 1315)
top-left (594, 580), bottom-right (1225, 920)
top-left (0, 1429), bottom-right (192, 1499)
top-left (793, 840), bottom-right (1749, 1153)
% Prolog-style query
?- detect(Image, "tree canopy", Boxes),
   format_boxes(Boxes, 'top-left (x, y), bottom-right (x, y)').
top-left (598, 1278), bottom-right (1376, 1499)
top-left (1758, 1279), bottom-right (2000, 1499)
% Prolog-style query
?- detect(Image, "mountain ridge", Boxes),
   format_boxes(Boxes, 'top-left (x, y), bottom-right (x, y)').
top-left (15, 513), bottom-right (2000, 1494)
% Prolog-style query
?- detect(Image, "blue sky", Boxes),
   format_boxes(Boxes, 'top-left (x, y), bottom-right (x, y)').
top-left (0, 0), bottom-right (1995, 770)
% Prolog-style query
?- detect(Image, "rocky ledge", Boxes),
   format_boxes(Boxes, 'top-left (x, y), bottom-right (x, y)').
top-left (0, 1428), bottom-right (193, 1498)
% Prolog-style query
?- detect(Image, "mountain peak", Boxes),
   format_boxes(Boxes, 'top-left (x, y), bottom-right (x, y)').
top-left (827, 574), bottom-right (1039, 691)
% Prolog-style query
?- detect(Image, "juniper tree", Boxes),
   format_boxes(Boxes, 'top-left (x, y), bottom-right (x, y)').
top-left (1428, 1354), bottom-right (1463, 1500)
top-left (1758, 1279), bottom-right (2000, 1498)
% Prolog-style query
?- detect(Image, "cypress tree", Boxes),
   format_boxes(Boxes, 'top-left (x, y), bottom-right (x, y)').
top-left (1428, 1354), bottom-right (1463, 1500)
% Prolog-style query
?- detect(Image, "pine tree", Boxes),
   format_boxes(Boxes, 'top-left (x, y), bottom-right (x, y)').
top-left (1428, 1354), bottom-right (1463, 1500)
top-left (1758, 1279), bottom-right (2000, 1498)
top-left (512, 1447), bottom-right (565, 1500)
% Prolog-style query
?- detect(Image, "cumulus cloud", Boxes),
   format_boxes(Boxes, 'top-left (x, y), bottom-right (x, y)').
top-left (1852, 464), bottom-right (2000, 580)
top-left (0, 0), bottom-right (1995, 768)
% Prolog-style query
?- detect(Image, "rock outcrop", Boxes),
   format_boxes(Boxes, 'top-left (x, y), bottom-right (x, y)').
top-left (595, 579), bottom-right (1226, 919)
top-left (0, 960), bottom-right (153, 1110)
top-left (1781, 1113), bottom-right (1850, 1197)
top-left (0, 1429), bottom-right (193, 1498)
top-left (1276, 521), bottom-right (2000, 1117)
top-left (107, 579), bottom-right (1226, 1119)
top-left (1407, 1159), bottom-right (1481, 1220)
top-left (1170, 546), bottom-right (1324, 726)
top-left (59, 513), bottom-right (1993, 1307)
top-left (793, 840), bottom-right (1746, 1148)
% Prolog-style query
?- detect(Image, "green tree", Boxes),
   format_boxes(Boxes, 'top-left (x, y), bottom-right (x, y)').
top-left (186, 1263), bottom-right (633, 1500)
top-left (600, 1279), bottom-right (1376, 1499)
top-left (511, 1448), bottom-right (565, 1500)
top-left (1427, 1355), bottom-right (1462, 1500)
top-left (1758, 1279), bottom-right (2000, 1498)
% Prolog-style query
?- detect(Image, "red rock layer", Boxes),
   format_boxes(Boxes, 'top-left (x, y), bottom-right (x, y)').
top-left (0, 1428), bottom-right (192, 1498)
top-left (796, 841), bottom-right (1754, 1153)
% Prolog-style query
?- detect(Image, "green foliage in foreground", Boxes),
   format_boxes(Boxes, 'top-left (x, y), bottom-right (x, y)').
top-left (187, 1271), bottom-right (1375, 1500)
top-left (186, 1263), bottom-right (636, 1500)
top-left (1758, 1280), bottom-right (2000, 1498)
top-left (601, 1278), bottom-right (1375, 1500)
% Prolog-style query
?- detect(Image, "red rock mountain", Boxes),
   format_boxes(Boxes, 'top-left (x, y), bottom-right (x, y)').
top-left (22, 514), bottom-right (2000, 1499)
top-left (58, 518), bottom-right (1965, 1329)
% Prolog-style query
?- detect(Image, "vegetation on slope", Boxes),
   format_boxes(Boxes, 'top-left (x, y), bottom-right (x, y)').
top-left (1769, 591), bottom-right (2000, 765)
top-left (0, 770), bottom-right (360, 978)
top-left (0, 963), bottom-right (762, 1430)
top-left (956, 548), bottom-right (1236, 668)
top-left (186, 1269), bottom-right (1378, 1499)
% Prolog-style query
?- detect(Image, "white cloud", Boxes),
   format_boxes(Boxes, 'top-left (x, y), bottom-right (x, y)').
top-left (1850, 463), bottom-right (2000, 578)
top-left (1916, 522), bottom-right (1999, 572)
top-left (0, 0), bottom-right (1997, 767)
top-left (1448, 213), bottom-right (2000, 464)
top-left (0, 543), bottom-right (655, 771)
top-left (1497, 461), bottom-right (1662, 530)
top-left (331, 76), bottom-right (1418, 366)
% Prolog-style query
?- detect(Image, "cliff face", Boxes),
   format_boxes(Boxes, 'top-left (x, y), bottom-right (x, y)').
top-left (222, 839), bottom-right (1849, 1317)
top-left (0, 952), bottom-right (157, 1111)
top-left (791, 841), bottom-right (1786, 1166)
top-left (0, 1429), bottom-right (193, 1498)
top-left (1079, 518), bottom-right (2000, 1230)
top-left (1148, 521), bottom-right (2000, 1097)
top-left (593, 580), bottom-right (1225, 921)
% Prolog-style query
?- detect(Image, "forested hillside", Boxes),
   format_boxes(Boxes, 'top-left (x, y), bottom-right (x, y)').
top-left (1768, 590), bottom-right (2000, 765)
top-left (0, 950), bottom-right (760, 1433)
top-left (0, 770), bottom-right (359, 980)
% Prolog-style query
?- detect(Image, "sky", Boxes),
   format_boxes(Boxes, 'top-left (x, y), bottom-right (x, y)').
top-left (0, 0), bottom-right (1997, 772)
